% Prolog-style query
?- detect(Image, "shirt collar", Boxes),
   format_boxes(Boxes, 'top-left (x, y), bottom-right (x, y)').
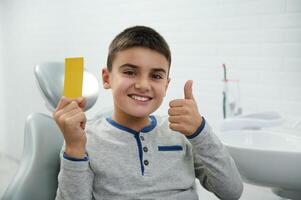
top-left (106, 115), bottom-right (157, 135)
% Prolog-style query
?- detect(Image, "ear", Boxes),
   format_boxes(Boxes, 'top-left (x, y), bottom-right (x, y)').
top-left (102, 68), bottom-right (111, 89)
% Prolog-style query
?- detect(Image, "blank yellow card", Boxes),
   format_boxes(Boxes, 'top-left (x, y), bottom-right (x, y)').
top-left (64, 57), bottom-right (84, 98)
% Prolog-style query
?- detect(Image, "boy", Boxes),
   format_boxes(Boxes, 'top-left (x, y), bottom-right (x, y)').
top-left (53, 26), bottom-right (243, 200)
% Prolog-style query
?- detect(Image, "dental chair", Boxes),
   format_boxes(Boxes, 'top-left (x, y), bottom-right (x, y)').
top-left (2, 62), bottom-right (100, 200)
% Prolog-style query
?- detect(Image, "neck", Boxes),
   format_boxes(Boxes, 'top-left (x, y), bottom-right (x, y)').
top-left (112, 110), bottom-right (150, 132)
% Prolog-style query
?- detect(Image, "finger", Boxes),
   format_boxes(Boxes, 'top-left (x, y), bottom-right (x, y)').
top-left (184, 80), bottom-right (194, 100)
top-left (169, 99), bottom-right (186, 108)
top-left (55, 96), bottom-right (73, 112)
top-left (62, 107), bottom-right (82, 119)
top-left (75, 96), bottom-right (84, 104)
top-left (60, 110), bottom-right (86, 129)
top-left (168, 116), bottom-right (184, 123)
top-left (168, 107), bottom-right (188, 116)
top-left (169, 123), bottom-right (185, 132)
top-left (56, 101), bottom-right (80, 118)
top-left (55, 104), bottom-right (82, 123)
top-left (81, 121), bottom-right (86, 129)
top-left (54, 102), bottom-right (75, 121)
top-left (69, 111), bottom-right (87, 124)
top-left (65, 111), bottom-right (87, 127)
top-left (57, 108), bottom-right (82, 124)
top-left (76, 97), bottom-right (87, 111)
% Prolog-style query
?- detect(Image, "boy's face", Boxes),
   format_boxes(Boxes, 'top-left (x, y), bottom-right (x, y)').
top-left (102, 47), bottom-right (170, 119)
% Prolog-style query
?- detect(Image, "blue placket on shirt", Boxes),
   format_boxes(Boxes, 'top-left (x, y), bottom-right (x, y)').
top-left (133, 133), bottom-right (145, 175)
top-left (106, 116), bottom-right (157, 176)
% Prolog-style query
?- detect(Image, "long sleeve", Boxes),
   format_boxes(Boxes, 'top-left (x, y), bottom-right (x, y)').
top-left (55, 148), bottom-right (94, 200)
top-left (188, 121), bottom-right (243, 200)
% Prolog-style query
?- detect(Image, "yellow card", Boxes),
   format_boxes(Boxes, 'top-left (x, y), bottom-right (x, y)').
top-left (64, 57), bottom-right (84, 98)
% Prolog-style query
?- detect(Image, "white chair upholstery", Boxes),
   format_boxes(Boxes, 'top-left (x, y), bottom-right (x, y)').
top-left (3, 62), bottom-right (100, 200)
top-left (3, 113), bottom-right (63, 200)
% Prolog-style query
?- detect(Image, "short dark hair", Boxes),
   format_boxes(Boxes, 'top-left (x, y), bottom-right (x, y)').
top-left (106, 26), bottom-right (171, 72)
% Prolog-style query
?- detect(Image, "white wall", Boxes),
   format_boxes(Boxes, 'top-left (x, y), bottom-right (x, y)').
top-left (0, 2), bottom-right (6, 154)
top-left (1, 0), bottom-right (301, 160)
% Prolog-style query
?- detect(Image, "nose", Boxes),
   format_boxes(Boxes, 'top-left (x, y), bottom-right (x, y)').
top-left (135, 76), bottom-right (151, 91)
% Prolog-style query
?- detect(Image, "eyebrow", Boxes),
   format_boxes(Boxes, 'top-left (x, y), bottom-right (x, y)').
top-left (119, 63), bottom-right (167, 74)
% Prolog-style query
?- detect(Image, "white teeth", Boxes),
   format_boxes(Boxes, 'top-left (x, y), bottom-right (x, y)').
top-left (130, 95), bottom-right (150, 102)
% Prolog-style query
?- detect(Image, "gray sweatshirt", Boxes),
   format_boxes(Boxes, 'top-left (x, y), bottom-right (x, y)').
top-left (55, 115), bottom-right (243, 200)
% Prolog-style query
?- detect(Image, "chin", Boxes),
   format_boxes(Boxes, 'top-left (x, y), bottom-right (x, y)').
top-left (128, 111), bottom-right (153, 118)
top-left (125, 107), bottom-right (156, 118)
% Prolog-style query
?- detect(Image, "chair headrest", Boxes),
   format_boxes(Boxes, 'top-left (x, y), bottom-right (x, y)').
top-left (34, 62), bottom-right (99, 112)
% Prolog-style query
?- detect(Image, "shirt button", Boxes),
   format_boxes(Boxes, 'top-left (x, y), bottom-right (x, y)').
top-left (143, 147), bottom-right (148, 152)
top-left (144, 160), bottom-right (149, 166)
top-left (140, 136), bottom-right (145, 141)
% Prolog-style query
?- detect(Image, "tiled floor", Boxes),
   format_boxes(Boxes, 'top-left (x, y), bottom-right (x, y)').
top-left (0, 154), bottom-right (285, 200)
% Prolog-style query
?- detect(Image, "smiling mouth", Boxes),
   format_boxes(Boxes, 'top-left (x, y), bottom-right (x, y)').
top-left (128, 94), bottom-right (153, 102)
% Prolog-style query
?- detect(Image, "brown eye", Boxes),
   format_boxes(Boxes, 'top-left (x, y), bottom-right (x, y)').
top-left (124, 70), bottom-right (135, 76)
top-left (152, 73), bottom-right (163, 80)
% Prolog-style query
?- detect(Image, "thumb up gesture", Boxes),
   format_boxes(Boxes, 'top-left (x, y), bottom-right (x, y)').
top-left (168, 80), bottom-right (203, 136)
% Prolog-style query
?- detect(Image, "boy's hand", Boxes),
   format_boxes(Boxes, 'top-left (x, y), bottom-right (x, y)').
top-left (53, 96), bottom-right (87, 158)
top-left (168, 80), bottom-right (203, 136)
